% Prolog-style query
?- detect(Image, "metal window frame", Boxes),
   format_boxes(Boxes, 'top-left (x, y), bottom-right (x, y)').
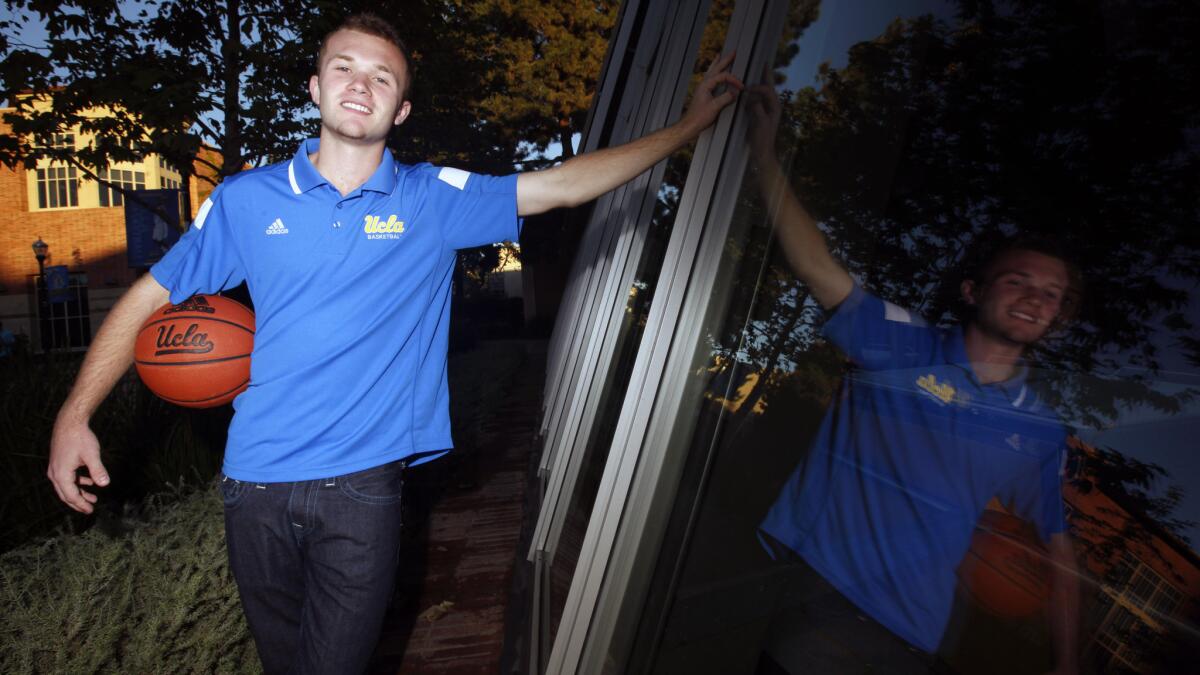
top-left (540, 0), bottom-right (805, 672)
top-left (531, 0), bottom-right (718, 566)
top-left (540, 0), bottom-right (664, 437)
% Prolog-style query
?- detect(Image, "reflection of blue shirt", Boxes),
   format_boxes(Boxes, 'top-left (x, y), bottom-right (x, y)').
top-left (152, 139), bottom-right (520, 482)
top-left (759, 285), bottom-right (1067, 653)
top-left (0, 328), bottom-right (14, 357)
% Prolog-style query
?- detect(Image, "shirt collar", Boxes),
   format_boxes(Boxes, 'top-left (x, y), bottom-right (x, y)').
top-left (286, 138), bottom-right (399, 196)
top-left (945, 326), bottom-right (1032, 407)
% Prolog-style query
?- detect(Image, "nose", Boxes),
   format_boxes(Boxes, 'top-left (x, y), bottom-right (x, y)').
top-left (346, 73), bottom-right (369, 95)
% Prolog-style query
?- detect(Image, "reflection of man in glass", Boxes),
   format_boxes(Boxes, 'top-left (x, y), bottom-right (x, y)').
top-left (748, 86), bottom-right (1080, 673)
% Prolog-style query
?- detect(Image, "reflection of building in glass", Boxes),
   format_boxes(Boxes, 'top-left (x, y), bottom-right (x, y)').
top-left (1064, 439), bottom-right (1200, 673)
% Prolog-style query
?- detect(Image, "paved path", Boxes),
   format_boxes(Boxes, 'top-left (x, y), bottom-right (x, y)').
top-left (372, 340), bottom-right (544, 674)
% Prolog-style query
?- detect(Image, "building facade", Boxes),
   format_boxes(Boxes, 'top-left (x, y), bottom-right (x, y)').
top-left (0, 105), bottom-right (215, 350)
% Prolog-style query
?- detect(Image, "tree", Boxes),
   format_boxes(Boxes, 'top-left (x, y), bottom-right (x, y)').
top-left (0, 1), bottom-right (620, 201)
top-left (0, 0), bottom-right (324, 206)
top-left (1, 1), bottom-right (620, 292)
top-left (714, 0), bottom-right (1199, 431)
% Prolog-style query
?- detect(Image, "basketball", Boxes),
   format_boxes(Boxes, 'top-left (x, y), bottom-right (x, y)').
top-left (957, 509), bottom-right (1050, 618)
top-left (134, 295), bottom-right (255, 408)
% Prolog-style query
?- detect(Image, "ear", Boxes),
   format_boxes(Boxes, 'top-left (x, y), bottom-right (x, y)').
top-left (309, 74), bottom-right (320, 106)
top-left (393, 100), bottom-right (412, 127)
top-left (960, 279), bottom-right (978, 306)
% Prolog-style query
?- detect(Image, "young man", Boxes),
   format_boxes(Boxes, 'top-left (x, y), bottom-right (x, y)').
top-left (47, 14), bottom-right (742, 674)
top-left (746, 87), bottom-right (1080, 673)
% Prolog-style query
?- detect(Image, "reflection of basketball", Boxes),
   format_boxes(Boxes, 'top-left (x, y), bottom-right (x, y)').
top-left (134, 295), bottom-right (254, 408)
top-left (958, 510), bottom-right (1050, 618)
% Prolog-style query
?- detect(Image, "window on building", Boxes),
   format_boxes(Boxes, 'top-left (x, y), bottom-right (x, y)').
top-left (36, 166), bottom-right (79, 208)
top-left (159, 176), bottom-right (181, 190)
top-left (37, 133), bottom-right (74, 151)
top-left (536, 5), bottom-right (735, 671)
top-left (98, 168), bottom-right (146, 207)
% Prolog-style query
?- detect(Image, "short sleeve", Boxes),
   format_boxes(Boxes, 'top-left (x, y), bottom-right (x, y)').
top-left (1005, 438), bottom-right (1069, 542)
top-left (822, 284), bottom-right (941, 370)
top-left (425, 168), bottom-right (522, 249)
top-left (150, 184), bottom-right (246, 304)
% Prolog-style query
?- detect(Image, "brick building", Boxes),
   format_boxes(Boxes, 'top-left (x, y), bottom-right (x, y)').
top-left (0, 105), bottom-right (218, 351)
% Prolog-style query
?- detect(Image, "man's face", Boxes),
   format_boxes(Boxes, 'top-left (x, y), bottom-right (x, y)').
top-left (309, 29), bottom-right (411, 145)
top-left (961, 249), bottom-right (1070, 347)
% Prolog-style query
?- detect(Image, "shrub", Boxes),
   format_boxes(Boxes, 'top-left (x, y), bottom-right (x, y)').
top-left (0, 484), bottom-right (258, 673)
top-left (0, 352), bottom-right (227, 553)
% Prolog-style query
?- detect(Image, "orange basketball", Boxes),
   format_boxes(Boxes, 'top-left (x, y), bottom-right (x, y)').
top-left (958, 510), bottom-right (1050, 618)
top-left (134, 295), bottom-right (255, 408)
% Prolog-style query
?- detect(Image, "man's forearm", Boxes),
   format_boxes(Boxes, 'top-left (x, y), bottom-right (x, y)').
top-left (517, 118), bottom-right (702, 216)
top-left (58, 274), bottom-right (169, 424)
top-left (756, 156), bottom-right (853, 309)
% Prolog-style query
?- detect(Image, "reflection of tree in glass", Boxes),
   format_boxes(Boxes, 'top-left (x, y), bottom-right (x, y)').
top-left (708, 1), bottom-right (1200, 668)
top-left (721, 0), bottom-right (1198, 434)
top-left (776, 1), bottom-right (1197, 428)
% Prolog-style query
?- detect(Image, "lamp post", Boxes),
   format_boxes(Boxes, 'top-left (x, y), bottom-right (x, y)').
top-left (32, 237), bottom-right (48, 278)
top-left (32, 237), bottom-right (50, 352)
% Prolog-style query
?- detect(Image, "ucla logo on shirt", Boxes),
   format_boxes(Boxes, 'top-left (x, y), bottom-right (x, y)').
top-left (363, 214), bottom-right (405, 240)
top-left (916, 373), bottom-right (971, 407)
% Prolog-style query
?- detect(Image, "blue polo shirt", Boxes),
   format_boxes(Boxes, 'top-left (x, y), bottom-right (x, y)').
top-left (759, 285), bottom-right (1067, 653)
top-left (151, 139), bottom-right (520, 481)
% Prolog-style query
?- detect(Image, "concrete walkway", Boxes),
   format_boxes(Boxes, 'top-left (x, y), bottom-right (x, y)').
top-left (372, 340), bottom-right (544, 674)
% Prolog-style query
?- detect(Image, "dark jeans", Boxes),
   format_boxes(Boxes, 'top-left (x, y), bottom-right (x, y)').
top-left (757, 534), bottom-right (938, 675)
top-left (221, 460), bottom-right (406, 675)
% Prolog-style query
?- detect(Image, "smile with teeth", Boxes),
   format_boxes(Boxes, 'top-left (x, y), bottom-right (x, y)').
top-left (1009, 310), bottom-right (1039, 324)
top-left (341, 101), bottom-right (372, 114)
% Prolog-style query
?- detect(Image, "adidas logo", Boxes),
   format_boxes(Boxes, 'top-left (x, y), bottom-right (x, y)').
top-left (265, 218), bottom-right (289, 235)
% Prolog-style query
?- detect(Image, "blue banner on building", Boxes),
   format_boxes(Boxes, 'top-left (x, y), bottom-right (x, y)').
top-left (45, 264), bottom-right (71, 303)
top-left (125, 189), bottom-right (183, 269)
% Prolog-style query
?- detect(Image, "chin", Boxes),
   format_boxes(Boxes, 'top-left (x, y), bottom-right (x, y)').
top-left (1005, 326), bottom-right (1050, 345)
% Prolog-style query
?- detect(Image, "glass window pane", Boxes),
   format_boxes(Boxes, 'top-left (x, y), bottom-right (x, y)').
top-left (542, 5), bottom-right (738, 671)
top-left (630, 1), bottom-right (1200, 674)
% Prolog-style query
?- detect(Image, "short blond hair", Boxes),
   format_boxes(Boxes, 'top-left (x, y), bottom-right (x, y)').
top-left (316, 13), bottom-right (413, 101)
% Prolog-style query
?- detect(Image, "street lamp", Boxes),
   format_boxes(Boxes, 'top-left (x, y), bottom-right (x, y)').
top-left (32, 237), bottom-right (48, 278)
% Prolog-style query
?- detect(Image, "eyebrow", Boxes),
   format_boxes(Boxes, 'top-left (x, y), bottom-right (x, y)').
top-left (328, 54), bottom-right (393, 75)
top-left (995, 269), bottom-right (1066, 289)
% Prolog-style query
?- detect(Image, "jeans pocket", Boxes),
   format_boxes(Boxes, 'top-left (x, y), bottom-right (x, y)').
top-left (219, 474), bottom-right (250, 509)
top-left (337, 461), bottom-right (404, 505)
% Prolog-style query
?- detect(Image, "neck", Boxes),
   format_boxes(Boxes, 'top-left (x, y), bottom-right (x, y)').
top-left (310, 132), bottom-right (387, 196)
top-left (962, 323), bottom-right (1026, 384)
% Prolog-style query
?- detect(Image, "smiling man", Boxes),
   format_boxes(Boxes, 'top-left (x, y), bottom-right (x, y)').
top-left (747, 88), bottom-right (1082, 673)
top-left (47, 13), bottom-right (741, 674)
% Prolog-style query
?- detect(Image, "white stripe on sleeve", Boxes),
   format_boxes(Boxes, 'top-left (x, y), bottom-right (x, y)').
top-left (193, 198), bottom-right (214, 230)
top-left (437, 166), bottom-right (470, 190)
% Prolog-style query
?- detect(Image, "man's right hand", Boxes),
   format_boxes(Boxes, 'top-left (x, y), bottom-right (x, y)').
top-left (48, 416), bottom-right (110, 514)
top-left (43, 273), bottom-right (169, 513)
